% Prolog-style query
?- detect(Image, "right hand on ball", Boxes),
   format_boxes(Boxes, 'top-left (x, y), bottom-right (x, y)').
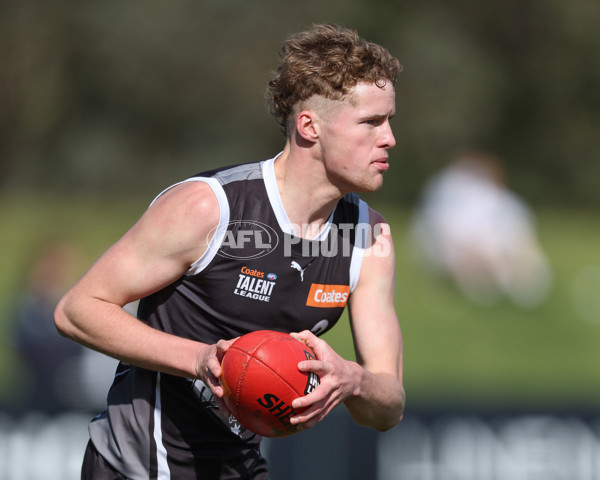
top-left (289, 330), bottom-right (361, 430)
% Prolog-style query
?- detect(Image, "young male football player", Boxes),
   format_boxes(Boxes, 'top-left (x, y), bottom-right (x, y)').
top-left (55, 22), bottom-right (405, 479)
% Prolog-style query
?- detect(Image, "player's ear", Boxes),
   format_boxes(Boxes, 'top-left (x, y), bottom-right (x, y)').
top-left (296, 111), bottom-right (319, 142)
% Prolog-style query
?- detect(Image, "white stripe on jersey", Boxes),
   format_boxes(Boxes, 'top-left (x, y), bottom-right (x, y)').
top-left (148, 176), bottom-right (231, 276)
top-left (349, 199), bottom-right (369, 292)
top-left (185, 177), bottom-right (231, 275)
top-left (153, 373), bottom-right (171, 479)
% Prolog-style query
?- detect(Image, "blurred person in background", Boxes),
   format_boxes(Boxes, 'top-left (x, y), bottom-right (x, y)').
top-left (54, 23), bottom-right (404, 480)
top-left (12, 240), bottom-right (85, 414)
top-left (410, 151), bottom-right (552, 308)
top-left (11, 240), bottom-right (117, 414)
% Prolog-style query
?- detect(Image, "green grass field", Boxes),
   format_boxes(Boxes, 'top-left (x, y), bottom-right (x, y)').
top-left (2, 193), bottom-right (599, 412)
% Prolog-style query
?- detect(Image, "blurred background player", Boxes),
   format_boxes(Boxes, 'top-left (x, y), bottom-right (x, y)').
top-left (12, 240), bottom-right (84, 414)
top-left (11, 239), bottom-right (117, 414)
top-left (410, 151), bottom-right (552, 307)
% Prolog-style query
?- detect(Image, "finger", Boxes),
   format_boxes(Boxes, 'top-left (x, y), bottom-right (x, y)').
top-left (207, 355), bottom-right (223, 378)
top-left (206, 371), bottom-right (224, 396)
top-left (297, 331), bottom-right (328, 356)
top-left (291, 412), bottom-right (321, 430)
top-left (209, 381), bottom-right (225, 398)
top-left (297, 359), bottom-right (331, 376)
top-left (291, 380), bottom-right (329, 410)
top-left (290, 398), bottom-right (331, 427)
top-left (216, 337), bottom-right (236, 356)
top-left (290, 330), bottom-right (313, 342)
top-left (289, 331), bottom-right (306, 343)
top-left (292, 332), bottom-right (327, 361)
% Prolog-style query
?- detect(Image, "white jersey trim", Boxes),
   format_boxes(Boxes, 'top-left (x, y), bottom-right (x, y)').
top-left (149, 177), bottom-right (230, 276)
top-left (187, 177), bottom-right (230, 275)
top-left (153, 373), bottom-right (171, 480)
top-left (262, 155), bottom-right (334, 241)
top-left (349, 199), bottom-right (369, 292)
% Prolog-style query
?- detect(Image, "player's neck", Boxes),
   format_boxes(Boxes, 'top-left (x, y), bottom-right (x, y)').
top-left (273, 145), bottom-right (343, 237)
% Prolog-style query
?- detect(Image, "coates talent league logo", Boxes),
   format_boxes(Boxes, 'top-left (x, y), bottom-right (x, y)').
top-left (210, 220), bottom-right (279, 260)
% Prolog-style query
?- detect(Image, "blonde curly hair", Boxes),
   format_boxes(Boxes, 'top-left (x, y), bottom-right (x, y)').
top-left (267, 23), bottom-right (402, 136)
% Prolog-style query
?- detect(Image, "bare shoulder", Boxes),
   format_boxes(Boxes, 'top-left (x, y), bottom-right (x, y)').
top-left (59, 180), bottom-right (223, 308)
top-left (365, 206), bottom-right (393, 254)
top-left (367, 205), bottom-right (389, 229)
top-left (146, 180), bottom-right (219, 228)
top-left (150, 180), bottom-right (220, 218)
top-left (127, 180), bottom-right (221, 264)
top-left (354, 205), bottom-right (395, 287)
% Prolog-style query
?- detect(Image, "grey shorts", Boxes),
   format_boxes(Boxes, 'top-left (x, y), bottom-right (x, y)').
top-left (81, 441), bottom-right (127, 480)
top-left (81, 439), bottom-right (269, 480)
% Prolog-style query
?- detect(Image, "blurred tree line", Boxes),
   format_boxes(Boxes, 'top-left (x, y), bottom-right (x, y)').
top-left (1, 0), bottom-right (598, 207)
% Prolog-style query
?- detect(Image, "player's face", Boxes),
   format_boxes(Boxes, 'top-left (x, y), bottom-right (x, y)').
top-left (319, 81), bottom-right (396, 194)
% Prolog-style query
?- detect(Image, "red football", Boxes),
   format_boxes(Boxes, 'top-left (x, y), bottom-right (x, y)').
top-left (220, 330), bottom-right (320, 437)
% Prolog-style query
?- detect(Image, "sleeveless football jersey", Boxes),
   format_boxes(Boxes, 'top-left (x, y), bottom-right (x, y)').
top-left (88, 155), bottom-right (370, 479)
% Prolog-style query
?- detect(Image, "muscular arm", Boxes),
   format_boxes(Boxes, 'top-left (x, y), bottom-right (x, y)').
top-left (54, 182), bottom-right (231, 395)
top-left (344, 208), bottom-right (404, 430)
top-left (291, 208), bottom-right (404, 431)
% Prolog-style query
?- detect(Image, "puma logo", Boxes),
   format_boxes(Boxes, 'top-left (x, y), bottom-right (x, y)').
top-left (290, 261), bottom-right (308, 282)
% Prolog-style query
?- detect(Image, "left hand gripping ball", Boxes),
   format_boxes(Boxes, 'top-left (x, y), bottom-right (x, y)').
top-left (220, 330), bottom-right (320, 438)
